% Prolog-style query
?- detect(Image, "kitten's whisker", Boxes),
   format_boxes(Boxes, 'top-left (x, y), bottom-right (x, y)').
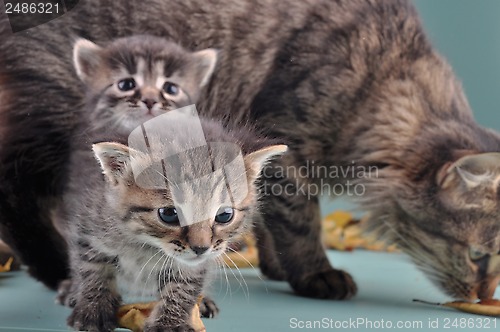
top-left (142, 252), bottom-right (166, 299)
top-left (176, 262), bottom-right (185, 283)
top-left (217, 256), bottom-right (232, 301)
top-left (226, 246), bottom-right (268, 293)
top-left (158, 255), bottom-right (170, 306)
top-left (222, 252), bottom-right (250, 300)
top-left (220, 257), bottom-right (233, 300)
top-left (170, 256), bottom-right (179, 297)
top-left (213, 258), bottom-right (223, 295)
top-left (166, 255), bottom-right (176, 299)
top-left (214, 258), bottom-right (225, 298)
top-left (134, 248), bottom-right (163, 285)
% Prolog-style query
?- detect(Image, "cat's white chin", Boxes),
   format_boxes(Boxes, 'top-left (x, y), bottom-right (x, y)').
top-left (175, 252), bottom-right (220, 268)
top-left (175, 255), bottom-right (210, 267)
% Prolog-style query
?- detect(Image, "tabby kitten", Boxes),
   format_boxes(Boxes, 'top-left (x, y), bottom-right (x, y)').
top-left (63, 115), bottom-right (286, 332)
top-left (73, 35), bottom-right (217, 138)
top-left (2, 0), bottom-right (500, 301)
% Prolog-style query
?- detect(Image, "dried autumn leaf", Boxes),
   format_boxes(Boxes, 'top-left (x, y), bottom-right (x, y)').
top-left (0, 257), bottom-right (13, 273)
top-left (117, 301), bottom-right (205, 332)
top-left (414, 299), bottom-right (500, 317)
top-left (322, 211), bottom-right (398, 252)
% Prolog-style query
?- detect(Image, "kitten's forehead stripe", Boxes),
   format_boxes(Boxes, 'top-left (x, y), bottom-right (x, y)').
top-left (105, 36), bottom-right (191, 79)
top-left (163, 56), bottom-right (189, 78)
top-left (107, 50), bottom-right (137, 75)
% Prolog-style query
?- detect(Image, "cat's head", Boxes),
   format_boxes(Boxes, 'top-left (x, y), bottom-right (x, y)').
top-left (389, 152), bottom-right (500, 300)
top-left (73, 35), bottom-right (217, 136)
top-left (92, 138), bottom-right (287, 267)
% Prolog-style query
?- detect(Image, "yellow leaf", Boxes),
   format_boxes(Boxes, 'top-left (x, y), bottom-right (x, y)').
top-left (117, 301), bottom-right (205, 332)
top-left (0, 257), bottom-right (13, 273)
top-left (414, 299), bottom-right (500, 317)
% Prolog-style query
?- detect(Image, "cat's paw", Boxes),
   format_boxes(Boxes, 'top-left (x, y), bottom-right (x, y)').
top-left (67, 302), bottom-right (118, 332)
top-left (292, 269), bottom-right (357, 300)
top-left (56, 279), bottom-right (77, 308)
top-left (199, 296), bottom-right (219, 318)
top-left (144, 322), bottom-right (195, 332)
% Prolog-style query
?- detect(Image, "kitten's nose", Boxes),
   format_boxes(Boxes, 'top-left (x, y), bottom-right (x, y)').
top-left (191, 246), bottom-right (209, 256)
top-left (142, 98), bottom-right (157, 110)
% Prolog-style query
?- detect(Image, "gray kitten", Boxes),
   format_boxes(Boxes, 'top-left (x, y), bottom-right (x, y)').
top-left (62, 118), bottom-right (286, 331)
top-left (74, 35), bottom-right (217, 138)
top-left (1, 0), bottom-right (500, 301)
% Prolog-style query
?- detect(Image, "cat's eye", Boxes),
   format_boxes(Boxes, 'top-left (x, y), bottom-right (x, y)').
top-left (158, 207), bottom-right (179, 225)
top-left (117, 78), bottom-right (136, 91)
top-left (163, 82), bottom-right (179, 96)
top-left (469, 247), bottom-right (489, 261)
top-left (215, 207), bottom-right (234, 224)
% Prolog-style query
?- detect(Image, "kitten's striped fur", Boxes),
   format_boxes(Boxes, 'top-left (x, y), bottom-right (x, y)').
top-left (62, 119), bottom-right (286, 331)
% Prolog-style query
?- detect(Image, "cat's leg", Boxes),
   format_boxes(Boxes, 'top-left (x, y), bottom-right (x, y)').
top-left (0, 61), bottom-right (77, 289)
top-left (67, 250), bottom-right (121, 332)
top-left (253, 217), bottom-right (287, 281)
top-left (0, 192), bottom-right (69, 289)
top-left (260, 173), bottom-right (357, 299)
top-left (144, 276), bottom-right (204, 332)
top-left (0, 129), bottom-right (71, 289)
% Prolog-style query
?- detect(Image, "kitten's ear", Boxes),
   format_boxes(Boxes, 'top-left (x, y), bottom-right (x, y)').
top-left (245, 145), bottom-right (288, 183)
top-left (92, 142), bottom-right (132, 184)
top-left (73, 38), bottom-right (104, 85)
top-left (191, 48), bottom-right (218, 87)
top-left (437, 152), bottom-right (500, 190)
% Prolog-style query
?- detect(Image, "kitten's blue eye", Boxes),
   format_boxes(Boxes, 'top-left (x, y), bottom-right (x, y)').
top-left (158, 207), bottom-right (179, 224)
top-left (163, 82), bottom-right (179, 96)
top-left (215, 207), bottom-right (234, 224)
top-left (117, 78), bottom-right (136, 91)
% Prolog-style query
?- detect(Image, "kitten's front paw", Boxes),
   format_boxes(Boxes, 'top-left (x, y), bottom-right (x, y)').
top-left (199, 296), bottom-right (219, 318)
top-left (67, 302), bottom-right (118, 332)
top-left (292, 269), bottom-right (357, 300)
top-left (144, 322), bottom-right (195, 332)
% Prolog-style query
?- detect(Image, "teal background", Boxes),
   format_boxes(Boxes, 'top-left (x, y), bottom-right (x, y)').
top-left (415, 0), bottom-right (500, 130)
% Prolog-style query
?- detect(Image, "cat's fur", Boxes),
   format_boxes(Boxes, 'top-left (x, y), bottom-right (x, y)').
top-left (1, 0), bottom-right (500, 301)
top-left (62, 116), bottom-right (286, 331)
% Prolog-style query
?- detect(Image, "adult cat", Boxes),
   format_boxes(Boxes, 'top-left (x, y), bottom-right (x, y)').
top-left (1, 0), bottom-right (499, 300)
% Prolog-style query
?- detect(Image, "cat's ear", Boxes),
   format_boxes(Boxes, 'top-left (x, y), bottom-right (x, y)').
top-left (244, 145), bottom-right (288, 183)
top-left (73, 38), bottom-right (104, 85)
top-left (191, 48), bottom-right (218, 87)
top-left (437, 152), bottom-right (500, 190)
top-left (92, 142), bottom-right (132, 184)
